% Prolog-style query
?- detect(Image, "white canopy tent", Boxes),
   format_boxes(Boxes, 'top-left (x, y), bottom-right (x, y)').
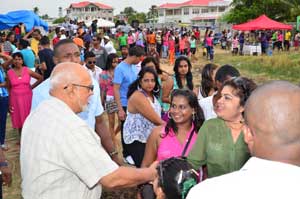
top-left (85, 18), bottom-right (115, 27)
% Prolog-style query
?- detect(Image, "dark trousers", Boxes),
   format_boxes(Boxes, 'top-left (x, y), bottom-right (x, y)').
top-left (0, 96), bottom-right (8, 145)
top-left (121, 106), bottom-right (128, 157)
top-left (126, 141), bottom-right (146, 168)
top-left (284, 40), bottom-right (290, 51)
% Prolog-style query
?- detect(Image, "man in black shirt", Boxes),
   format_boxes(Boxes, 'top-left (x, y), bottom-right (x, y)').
top-left (38, 36), bottom-right (55, 79)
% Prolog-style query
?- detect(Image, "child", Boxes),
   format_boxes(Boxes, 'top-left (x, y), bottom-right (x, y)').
top-left (232, 35), bottom-right (239, 55)
top-left (154, 157), bottom-right (199, 199)
top-left (189, 35), bottom-right (197, 61)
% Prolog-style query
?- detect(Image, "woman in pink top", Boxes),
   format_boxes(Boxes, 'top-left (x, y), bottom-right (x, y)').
top-left (205, 31), bottom-right (214, 60)
top-left (7, 52), bottom-right (42, 135)
top-left (141, 89), bottom-right (204, 166)
top-left (127, 31), bottom-right (135, 48)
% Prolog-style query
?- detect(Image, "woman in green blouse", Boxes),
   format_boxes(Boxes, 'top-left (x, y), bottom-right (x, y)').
top-left (187, 77), bottom-right (257, 178)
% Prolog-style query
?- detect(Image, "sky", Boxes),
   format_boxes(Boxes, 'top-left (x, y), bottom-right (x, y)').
top-left (0, 0), bottom-right (184, 17)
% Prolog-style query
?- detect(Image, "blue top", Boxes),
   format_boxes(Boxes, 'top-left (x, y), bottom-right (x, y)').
top-left (113, 61), bottom-right (138, 106)
top-left (31, 76), bottom-right (104, 128)
top-left (0, 67), bottom-right (8, 97)
top-left (21, 48), bottom-right (35, 69)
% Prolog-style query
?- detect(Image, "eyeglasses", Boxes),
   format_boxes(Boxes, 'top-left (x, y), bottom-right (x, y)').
top-left (64, 83), bottom-right (94, 92)
top-left (87, 61), bottom-right (96, 64)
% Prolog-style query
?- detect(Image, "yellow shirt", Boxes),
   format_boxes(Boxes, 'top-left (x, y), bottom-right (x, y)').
top-left (30, 38), bottom-right (39, 56)
top-left (285, 32), bottom-right (291, 41)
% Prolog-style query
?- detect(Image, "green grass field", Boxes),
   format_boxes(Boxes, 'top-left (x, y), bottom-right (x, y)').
top-left (3, 48), bottom-right (300, 198)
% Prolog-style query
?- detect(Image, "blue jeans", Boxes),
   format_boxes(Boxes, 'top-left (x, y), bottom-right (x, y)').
top-left (162, 45), bottom-right (169, 58)
top-left (0, 96), bottom-right (8, 145)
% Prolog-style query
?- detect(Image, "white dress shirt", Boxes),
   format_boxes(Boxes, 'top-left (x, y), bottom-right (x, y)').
top-left (187, 157), bottom-right (300, 199)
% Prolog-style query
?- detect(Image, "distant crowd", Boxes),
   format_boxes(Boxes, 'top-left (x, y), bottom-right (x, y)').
top-left (0, 20), bottom-right (299, 199)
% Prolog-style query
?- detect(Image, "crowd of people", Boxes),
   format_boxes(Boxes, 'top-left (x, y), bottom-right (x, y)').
top-left (0, 22), bottom-right (299, 199)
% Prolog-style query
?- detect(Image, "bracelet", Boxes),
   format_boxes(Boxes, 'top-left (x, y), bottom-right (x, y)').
top-left (0, 161), bottom-right (8, 167)
top-left (109, 150), bottom-right (118, 157)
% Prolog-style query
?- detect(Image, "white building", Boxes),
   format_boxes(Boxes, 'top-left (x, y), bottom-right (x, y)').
top-left (66, 1), bottom-right (114, 22)
top-left (157, 0), bottom-right (231, 25)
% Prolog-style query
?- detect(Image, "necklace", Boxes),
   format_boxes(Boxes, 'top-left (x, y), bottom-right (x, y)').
top-left (225, 121), bottom-right (244, 130)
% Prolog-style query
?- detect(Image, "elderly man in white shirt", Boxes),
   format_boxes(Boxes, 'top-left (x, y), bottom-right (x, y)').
top-left (187, 81), bottom-right (300, 199)
top-left (102, 36), bottom-right (117, 55)
top-left (21, 62), bottom-right (157, 199)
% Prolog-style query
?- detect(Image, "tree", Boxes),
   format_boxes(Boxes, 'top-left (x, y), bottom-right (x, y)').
top-left (147, 5), bottom-right (158, 22)
top-left (121, 7), bottom-right (137, 17)
top-left (33, 6), bottom-right (39, 15)
top-left (223, 0), bottom-right (293, 24)
top-left (41, 14), bottom-right (49, 19)
top-left (53, 17), bottom-right (66, 24)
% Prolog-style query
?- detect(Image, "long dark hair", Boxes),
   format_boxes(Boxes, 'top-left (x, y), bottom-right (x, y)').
top-left (200, 63), bottom-right (218, 97)
top-left (173, 56), bottom-right (193, 90)
top-left (105, 53), bottom-right (118, 70)
top-left (141, 56), bottom-right (163, 74)
top-left (127, 67), bottom-right (160, 99)
top-left (164, 89), bottom-right (204, 137)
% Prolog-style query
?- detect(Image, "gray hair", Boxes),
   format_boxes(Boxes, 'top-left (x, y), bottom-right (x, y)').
top-left (49, 62), bottom-right (80, 93)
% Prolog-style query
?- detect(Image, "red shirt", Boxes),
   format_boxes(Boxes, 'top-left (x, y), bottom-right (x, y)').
top-left (52, 37), bottom-right (60, 46)
top-left (194, 31), bottom-right (200, 40)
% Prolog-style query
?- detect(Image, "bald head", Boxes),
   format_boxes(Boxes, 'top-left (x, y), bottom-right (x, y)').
top-left (49, 62), bottom-right (90, 94)
top-left (244, 81), bottom-right (300, 163)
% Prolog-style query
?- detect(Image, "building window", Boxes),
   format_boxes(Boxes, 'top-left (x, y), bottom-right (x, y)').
top-left (183, 8), bottom-right (189, 15)
top-left (192, 8), bottom-right (199, 14)
top-left (108, 10), bottom-right (112, 13)
top-left (159, 9), bottom-right (164, 16)
top-left (211, 8), bottom-right (217, 12)
top-left (219, 6), bottom-right (226, 12)
top-left (174, 9), bottom-right (181, 15)
top-left (91, 7), bottom-right (96, 12)
top-left (166, 10), bottom-right (173, 16)
top-left (108, 17), bottom-right (112, 21)
top-left (202, 8), bottom-right (208, 13)
top-left (85, 7), bottom-right (89, 12)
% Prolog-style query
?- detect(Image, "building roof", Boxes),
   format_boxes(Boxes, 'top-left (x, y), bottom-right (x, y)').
top-left (69, 1), bottom-right (113, 9)
top-left (159, 0), bottom-right (229, 9)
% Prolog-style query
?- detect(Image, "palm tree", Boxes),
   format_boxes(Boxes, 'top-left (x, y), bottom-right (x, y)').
top-left (33, 7), bottom-right (39, 15)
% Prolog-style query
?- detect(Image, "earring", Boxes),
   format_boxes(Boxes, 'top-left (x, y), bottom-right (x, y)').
top-left (137, 85), bottom-right (141, 91)
top-left (153, 87), bottom-right (160, 93)
top-left (167, 111), bottom-right (172, 119)
top-left (192, 113), bottom-right (195, 121)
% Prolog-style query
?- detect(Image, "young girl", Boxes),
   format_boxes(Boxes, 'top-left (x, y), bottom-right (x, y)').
top-left (232, 34), bottom-right (239, 55)
top-left (189, 35), bottom-right (197, 61)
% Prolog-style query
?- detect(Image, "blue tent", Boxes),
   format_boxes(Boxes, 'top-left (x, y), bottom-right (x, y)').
top-left (0, 10), bottom-right (48, 32)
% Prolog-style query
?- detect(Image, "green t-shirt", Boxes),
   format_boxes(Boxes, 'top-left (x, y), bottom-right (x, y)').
top-left (118, 35), bottom-right (128, 46)
top-left (187, 118), bottom-right (250, 178)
